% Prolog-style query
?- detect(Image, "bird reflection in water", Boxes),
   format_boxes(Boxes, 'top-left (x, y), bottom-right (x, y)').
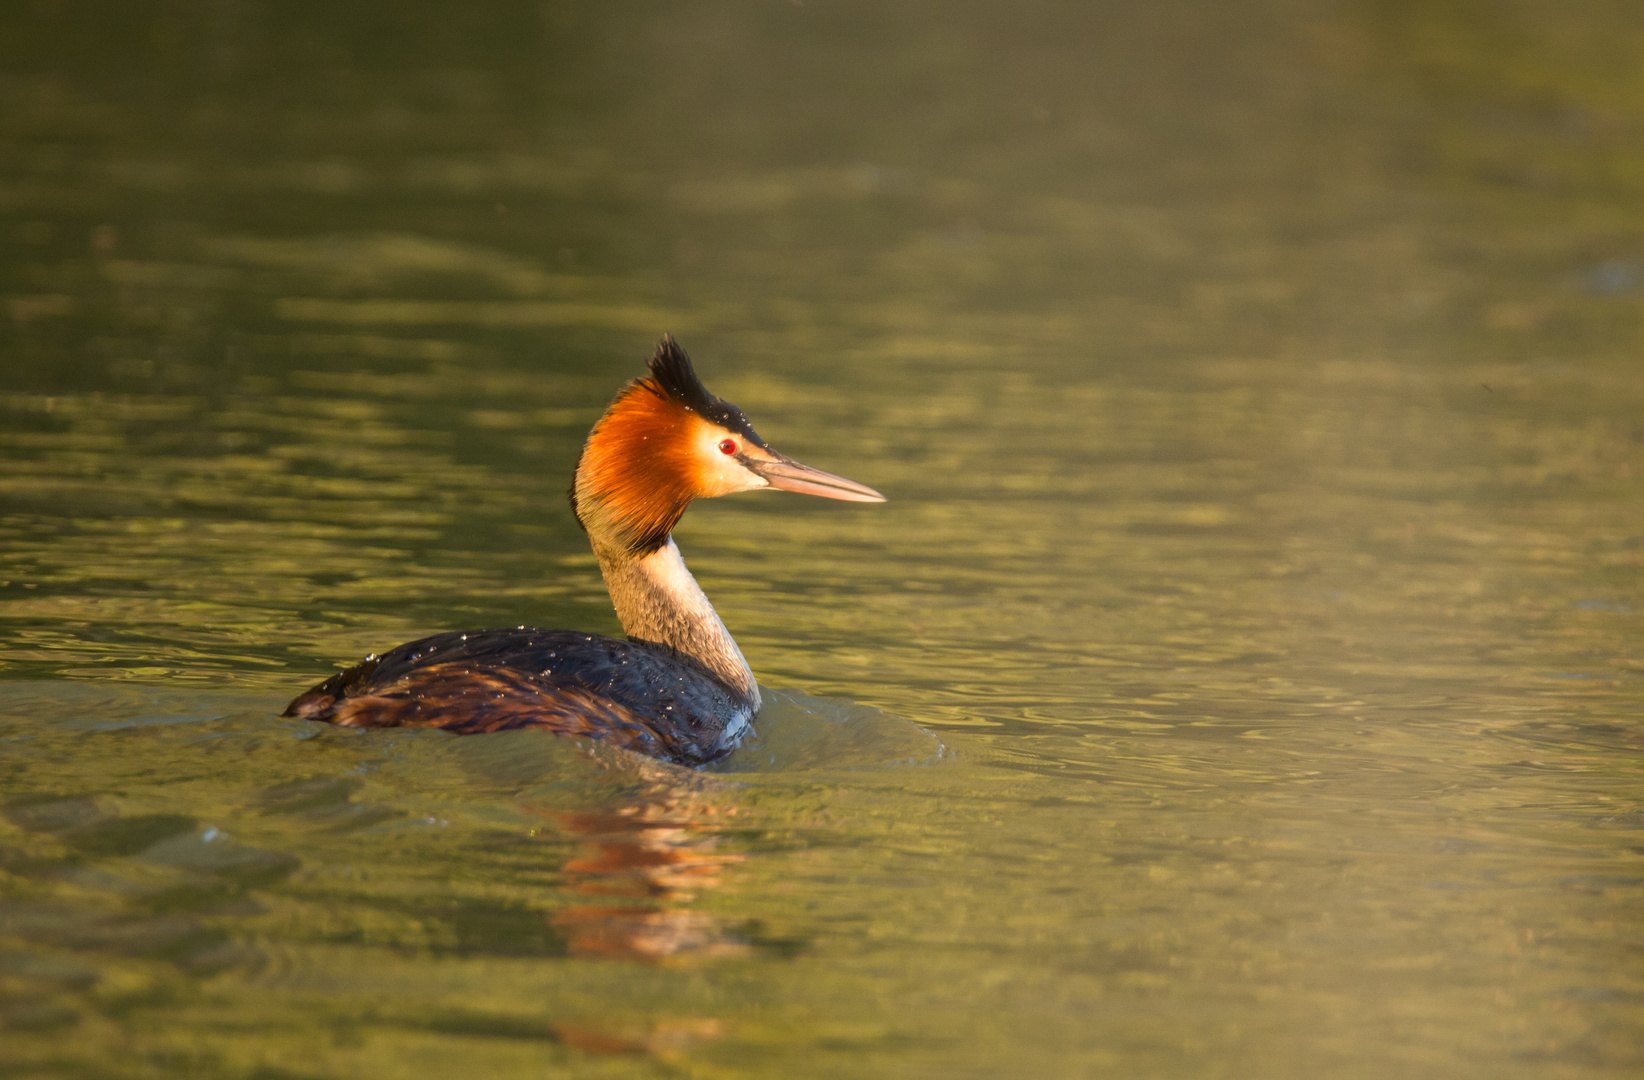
top-left (536, 776), bottom-right (748, 963)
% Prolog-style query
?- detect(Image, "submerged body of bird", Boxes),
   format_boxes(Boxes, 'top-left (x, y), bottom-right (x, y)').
top-left (284, 337), bottom-right (885, 765)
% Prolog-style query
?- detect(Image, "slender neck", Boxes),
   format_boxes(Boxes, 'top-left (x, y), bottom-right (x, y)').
top-left (593, 536), bottom-right (760, 711)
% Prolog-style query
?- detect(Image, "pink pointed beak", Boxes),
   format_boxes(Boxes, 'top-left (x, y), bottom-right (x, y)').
top-left (749, 453), bottom-right (886, 503)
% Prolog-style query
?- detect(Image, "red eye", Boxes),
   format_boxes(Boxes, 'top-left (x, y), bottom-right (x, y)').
top-left (718, 439), bottom-right (738, 455)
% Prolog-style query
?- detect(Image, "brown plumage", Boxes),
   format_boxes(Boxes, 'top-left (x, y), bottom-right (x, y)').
top-left (285, 337), bottom-right (885, 766)
top-left (572, 374), bottom-right (703, 556)
top-left (285, 627), bottom-right (749, 765)
top-left (296, 664), bottom-right (664, 742)
top-left (571, 337), bottom-right (773, 557)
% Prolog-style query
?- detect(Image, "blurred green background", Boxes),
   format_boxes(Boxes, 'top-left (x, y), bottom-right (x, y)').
top-left (1, 1), bottom-right (1641, 1077)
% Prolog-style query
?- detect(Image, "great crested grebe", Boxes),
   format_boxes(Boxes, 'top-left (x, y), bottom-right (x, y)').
top-left (284, 336), bottom-right (884, 765)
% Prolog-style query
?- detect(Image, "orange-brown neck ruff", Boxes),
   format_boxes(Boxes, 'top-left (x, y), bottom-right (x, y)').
top-left (572, 377), bottom-right (702, 556)
top-left (572, 336), bottom-right (767, 558)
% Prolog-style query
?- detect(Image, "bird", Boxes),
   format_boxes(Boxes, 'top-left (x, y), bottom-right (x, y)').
top-left (283, 336), bottom-right (885, 766)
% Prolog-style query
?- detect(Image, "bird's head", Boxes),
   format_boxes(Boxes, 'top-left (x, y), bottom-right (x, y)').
top-left (571, 336), bottom-right (884, 556)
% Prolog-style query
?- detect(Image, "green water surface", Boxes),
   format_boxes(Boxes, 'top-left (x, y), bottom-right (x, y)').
top-left (1, 1), bottom-right (1642, 1077)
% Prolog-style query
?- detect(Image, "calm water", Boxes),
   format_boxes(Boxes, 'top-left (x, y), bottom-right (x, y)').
top-left (2, 1), bottom-right (1642, 1076)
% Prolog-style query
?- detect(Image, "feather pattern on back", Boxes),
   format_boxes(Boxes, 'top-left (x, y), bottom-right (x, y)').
top-left (283, 628), bottom-right (752, 766)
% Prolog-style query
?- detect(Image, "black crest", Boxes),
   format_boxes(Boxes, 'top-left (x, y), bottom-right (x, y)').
top-left (647, 336), bottom-right (765, 446)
